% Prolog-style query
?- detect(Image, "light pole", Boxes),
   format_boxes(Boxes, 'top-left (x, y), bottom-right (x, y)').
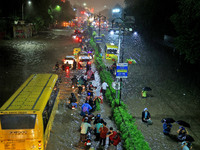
top-left (110, 16), bottom-right (130, 106)
top-left (22, 0), bottom-right (32, 20)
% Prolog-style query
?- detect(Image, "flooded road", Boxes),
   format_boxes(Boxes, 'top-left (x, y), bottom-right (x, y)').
top-left (0, 29), bottom-right (122, 150)
top-left (0, 29), bottom-right (75, 105)
top-left (1, 28), bottom-right (200, 150)
top-left (103, 31), bottom-right (200, 150)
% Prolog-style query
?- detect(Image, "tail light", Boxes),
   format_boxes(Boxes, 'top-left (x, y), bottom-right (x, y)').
top-left (107, 54), bottom-right (109, 57)
top-left (38, 141), bottom-right (42, 149)
top-left (88, 62), bottom-right (91, 65)
top-left (79, 39), bottom-right (82, 42)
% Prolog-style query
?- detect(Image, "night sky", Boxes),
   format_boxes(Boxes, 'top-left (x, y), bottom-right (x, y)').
top-left (69, 0), bottom-right (125, 12)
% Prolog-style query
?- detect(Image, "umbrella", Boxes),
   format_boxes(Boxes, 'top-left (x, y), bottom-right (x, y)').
top-left (161, 118), bottom-right (175, 123)
top-left (184, 135), bottom-right (195, 142)
top-left (176, 120), bottom-right (191, 128)
top-left (143, 87), bottom-right (152, 91)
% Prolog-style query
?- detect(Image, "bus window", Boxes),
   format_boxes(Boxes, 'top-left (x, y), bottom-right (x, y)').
top-left (107, 49), bottom-right (117, 54)
top-left (43, 84), bottom-right (59, 132)
top-left (1, 114), bottom-right (36, 129)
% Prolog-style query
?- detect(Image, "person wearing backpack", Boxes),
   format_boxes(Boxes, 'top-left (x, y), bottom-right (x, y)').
top-left (80, 101), bottom-right (92, 116)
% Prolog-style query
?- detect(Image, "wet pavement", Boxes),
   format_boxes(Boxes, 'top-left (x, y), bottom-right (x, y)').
top-left (46, 64), bottom-right (123, 150)
top-left (101, 30), bottom-right (200, 150)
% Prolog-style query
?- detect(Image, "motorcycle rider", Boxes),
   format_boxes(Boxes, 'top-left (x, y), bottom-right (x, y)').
top-left (55, 62), bottom-right (59, 71)
top-left (71, 75), bottom-right (78, 88)
top-left (68, 93), bottom-right (77, 109)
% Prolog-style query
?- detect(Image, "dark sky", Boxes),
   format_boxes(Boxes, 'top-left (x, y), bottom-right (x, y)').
top-left (69, 0), bottom-right (125, 12)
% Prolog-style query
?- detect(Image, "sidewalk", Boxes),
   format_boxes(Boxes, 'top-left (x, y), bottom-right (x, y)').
top-left (46, 63), bottom-right (122, 150)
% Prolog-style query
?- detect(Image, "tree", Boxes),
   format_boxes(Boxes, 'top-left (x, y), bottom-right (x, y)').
top-left (171, 0), bottom-right (200, 64)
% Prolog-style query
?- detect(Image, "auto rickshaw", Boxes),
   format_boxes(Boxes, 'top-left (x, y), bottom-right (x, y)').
top-left (73, 47), bottom-right (81, 56)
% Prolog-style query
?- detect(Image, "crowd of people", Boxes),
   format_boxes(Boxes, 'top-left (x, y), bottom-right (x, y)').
top-left (80, 112), bottom-right (121, 149)
top-left (54, 48), bottom-right (121, 149)
top-left (142, 108), bottom-right (193, 150)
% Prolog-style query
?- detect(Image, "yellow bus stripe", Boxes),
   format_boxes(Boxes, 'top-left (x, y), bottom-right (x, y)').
top-left (5, 74), bottom-right (37, 110)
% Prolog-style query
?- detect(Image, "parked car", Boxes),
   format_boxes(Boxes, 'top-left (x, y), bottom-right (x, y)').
top-left (63, 56), bottom-right (75, 66)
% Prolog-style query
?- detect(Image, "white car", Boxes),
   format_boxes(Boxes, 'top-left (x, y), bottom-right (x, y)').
top-left (78, 56), bottom-right (91, 67)
top-left (63, 56), bottom-right (75, 65)
top-left (78, 51), bottom-right (93, 60)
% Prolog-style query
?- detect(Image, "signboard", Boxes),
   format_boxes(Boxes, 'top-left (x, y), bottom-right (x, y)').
top-left (112, 81), bottom-right (120, 90)
top-left (94, 36), bottom-right (103, 43)
top-left (116, 63), bottom-right (128, 78)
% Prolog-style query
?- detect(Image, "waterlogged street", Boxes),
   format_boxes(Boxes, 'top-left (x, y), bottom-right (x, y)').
top-left (0, 29), bottom-right (200, 150)
top-left (103, 30), bottom-right (200, 150)
top-left (0, 29), bottom-right (122, 150)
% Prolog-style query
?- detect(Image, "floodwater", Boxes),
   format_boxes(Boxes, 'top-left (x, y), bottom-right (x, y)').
top-left (1, 28), bottom-right (200, 150)
top-left (0, 29), bottom-right (75, 105)
top-left (103, 31), bottom-right (200, 150)
top-left (0, 29), bottom-right (122, 150)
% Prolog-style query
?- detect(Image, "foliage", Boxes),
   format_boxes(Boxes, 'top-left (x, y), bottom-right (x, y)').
top-left (171, 0), bottom-right (200, 64)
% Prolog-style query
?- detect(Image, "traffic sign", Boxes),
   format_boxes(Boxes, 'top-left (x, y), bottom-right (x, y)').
top-left (112, 81), bottom-right (120, 90)
top-left (116, 63), bottom-right (128, 78)
top-left (94, 36), bottom-right (103, 43)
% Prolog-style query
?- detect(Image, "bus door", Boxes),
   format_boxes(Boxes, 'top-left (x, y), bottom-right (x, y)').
top-left (0, 112), bottom-right (43, 150)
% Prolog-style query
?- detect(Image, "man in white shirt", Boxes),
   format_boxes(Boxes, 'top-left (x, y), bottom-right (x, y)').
top-left (101, 81), bottom-right (108, 98)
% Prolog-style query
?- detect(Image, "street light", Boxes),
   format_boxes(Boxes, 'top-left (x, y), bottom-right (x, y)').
top-left (83, 3), bottom-right (86, 6)
top-left (22, 0), bottom-right (32, 20)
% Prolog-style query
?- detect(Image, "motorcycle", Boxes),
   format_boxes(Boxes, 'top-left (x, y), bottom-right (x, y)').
top-left (84, 128), bottom-right (93, 149)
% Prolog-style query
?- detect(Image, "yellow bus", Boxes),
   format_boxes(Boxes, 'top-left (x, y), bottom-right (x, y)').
top-left (0, 74), bottom-right (60, 150)
top-left (105, 43), bottom-right (118, 60)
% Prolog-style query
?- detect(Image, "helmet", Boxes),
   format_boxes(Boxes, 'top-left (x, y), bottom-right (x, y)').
top-left (84, 117), bottom-right (88, 122)
top-left (96, 113), bottom-right (101, 118)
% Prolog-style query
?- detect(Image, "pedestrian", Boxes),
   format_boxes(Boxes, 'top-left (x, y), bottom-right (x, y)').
top-left (141, 90), bottom-right (147, 98)
top-left (177, 126), bottom-right (188, 142)
top-left (55, 62), bottom-right (59, 71)
top-left (93, 114), bottom-right (104, 125)
top-left (99, 122), bottom-right (108, 147)
top-left (73, 59), bottom-right (76, 70)
top-left (71, 75), bottom-right (78, 88)
top-left (62, 63), bottom-right (65, 71)
top-left (77, 84), bottom-right (83, 96)
top-left (163, 121), bottom-right (172, 135)
top-left (94, 119), bottom-right (102, 141)
top-left (80, 117), bottom-right (93, 143)
top-left (83, 75), bottom-right (88, 90)
top-left (181, 141), bottom-right (192, 150)
top-left (142, 108), bottom-right (152, 125)
top-left (101, 81), bottom-right (108, 98)
top-left (107, 127), bottom-right (121, 147)
top-left (86, 62), bottom-right (91, 72)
